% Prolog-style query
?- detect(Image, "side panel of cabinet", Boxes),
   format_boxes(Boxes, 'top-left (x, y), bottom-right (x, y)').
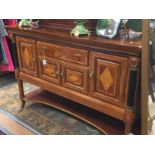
top-left (16, 37), bottom-right (37, 76)
top-left (61, 62), bottom-right (88, 94)
top-left (89, 51), bottom-right (128, 107)
top-left (38, 56), bottom-right (61, 85)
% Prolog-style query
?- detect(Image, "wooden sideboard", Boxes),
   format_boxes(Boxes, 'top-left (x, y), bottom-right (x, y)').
top-left (7, 20), bottom-right (142, 134)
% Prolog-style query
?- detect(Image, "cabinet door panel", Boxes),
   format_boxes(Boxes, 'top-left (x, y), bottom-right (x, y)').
top-left (16, 37), bottom-right (37, 76)
top-left (89, 51), bottom-right (128, 107)
top-left (38, 57), bottom-right (61, 85)
top-left (62, 63), bottom-right (88, 94)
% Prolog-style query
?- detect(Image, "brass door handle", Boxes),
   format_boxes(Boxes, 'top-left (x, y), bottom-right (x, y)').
top-left (56, 70), bottom-right (60, 76)
top-left (32, 57), bottom-right (36, 62)
top-left (89, 72), bottom-right (94, 78)
top-left (42, 47), bottom-right (47, 59)
top-left (60, 72), bottom-right (64, 76)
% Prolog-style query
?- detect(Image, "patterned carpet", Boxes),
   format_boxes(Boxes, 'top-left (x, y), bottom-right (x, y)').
top-left (0, 73), bottom-right (102, 135)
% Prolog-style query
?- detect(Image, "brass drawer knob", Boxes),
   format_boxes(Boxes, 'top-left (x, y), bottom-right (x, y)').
top-left (42, 47), bottom-right (47, 51)
top-left (74, 53), bottom-right (81, 61)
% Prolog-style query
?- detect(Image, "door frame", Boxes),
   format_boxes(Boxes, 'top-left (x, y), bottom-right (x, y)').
top-left (141, 19), bottom-right (149, 134)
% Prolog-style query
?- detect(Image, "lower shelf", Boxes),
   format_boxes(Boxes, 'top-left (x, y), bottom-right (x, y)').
top-left (23, 89), bottom-right (140, 135)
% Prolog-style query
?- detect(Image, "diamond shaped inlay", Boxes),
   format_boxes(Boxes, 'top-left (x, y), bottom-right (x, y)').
top-left (24, 47), bottom-right (31, 66)
top-left (99, 67), bottom-right (114, 91)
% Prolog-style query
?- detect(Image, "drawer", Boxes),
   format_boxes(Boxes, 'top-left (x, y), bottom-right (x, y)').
top-left (60, 46), bottom-right (88, 65)
top-left (37, 41), bottom-right (62, 58)
top-left (37, 41), bottom-right (88, 65)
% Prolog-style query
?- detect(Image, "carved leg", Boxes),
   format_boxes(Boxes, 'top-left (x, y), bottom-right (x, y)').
top-left (17, 79), bottom-right (25, 108)
top-left (124, 122), bottom-right (133, 134)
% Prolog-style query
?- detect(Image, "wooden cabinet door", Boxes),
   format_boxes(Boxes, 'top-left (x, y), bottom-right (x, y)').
top-left (38, 57), bottom-right (61, 85)
top-left (89, 51), bottom-right (128, 107)
top-left (61, 62), bottom-right (88, 94)
top-left (16, 37), bottom-right (37, 76)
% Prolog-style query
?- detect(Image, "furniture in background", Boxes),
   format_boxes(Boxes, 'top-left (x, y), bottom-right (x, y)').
top-left (148, 39), bottom-right (155, 102)
top-left (148, 22), bottom-right (155, 102)
top-left (147, 20), bottom-right (155, 133)
top-left (7, 20), bottom-right (142, 134)
top-left (0, 19), bottom-right (16, 73)
top-left (0, 131), bottom-right (5, 135)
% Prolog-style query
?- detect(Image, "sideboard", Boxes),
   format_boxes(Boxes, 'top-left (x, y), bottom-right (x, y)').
top-left (7, 20), bottom-right (142, 134)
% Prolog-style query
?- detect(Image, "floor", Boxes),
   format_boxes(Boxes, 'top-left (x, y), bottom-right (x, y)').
top-left (0, 73), bottom-right (35, 135)
top-left (0, 108), bottom-right (34, 135)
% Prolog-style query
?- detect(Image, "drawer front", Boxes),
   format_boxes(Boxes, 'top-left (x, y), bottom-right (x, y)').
top-left (60, 46), bottom-right (88, 65)
top-left (37, 41), bottom-right (88, 65)
top-left (62, 62), bottom-right (88, 94)
top-left (38, 57), bottom-right (61, 85)
top-left (37, 41), bottom-right (61, 58)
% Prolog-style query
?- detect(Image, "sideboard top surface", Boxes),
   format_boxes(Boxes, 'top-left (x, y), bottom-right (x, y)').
top-left (7, 25), bottom-right (142, 56)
